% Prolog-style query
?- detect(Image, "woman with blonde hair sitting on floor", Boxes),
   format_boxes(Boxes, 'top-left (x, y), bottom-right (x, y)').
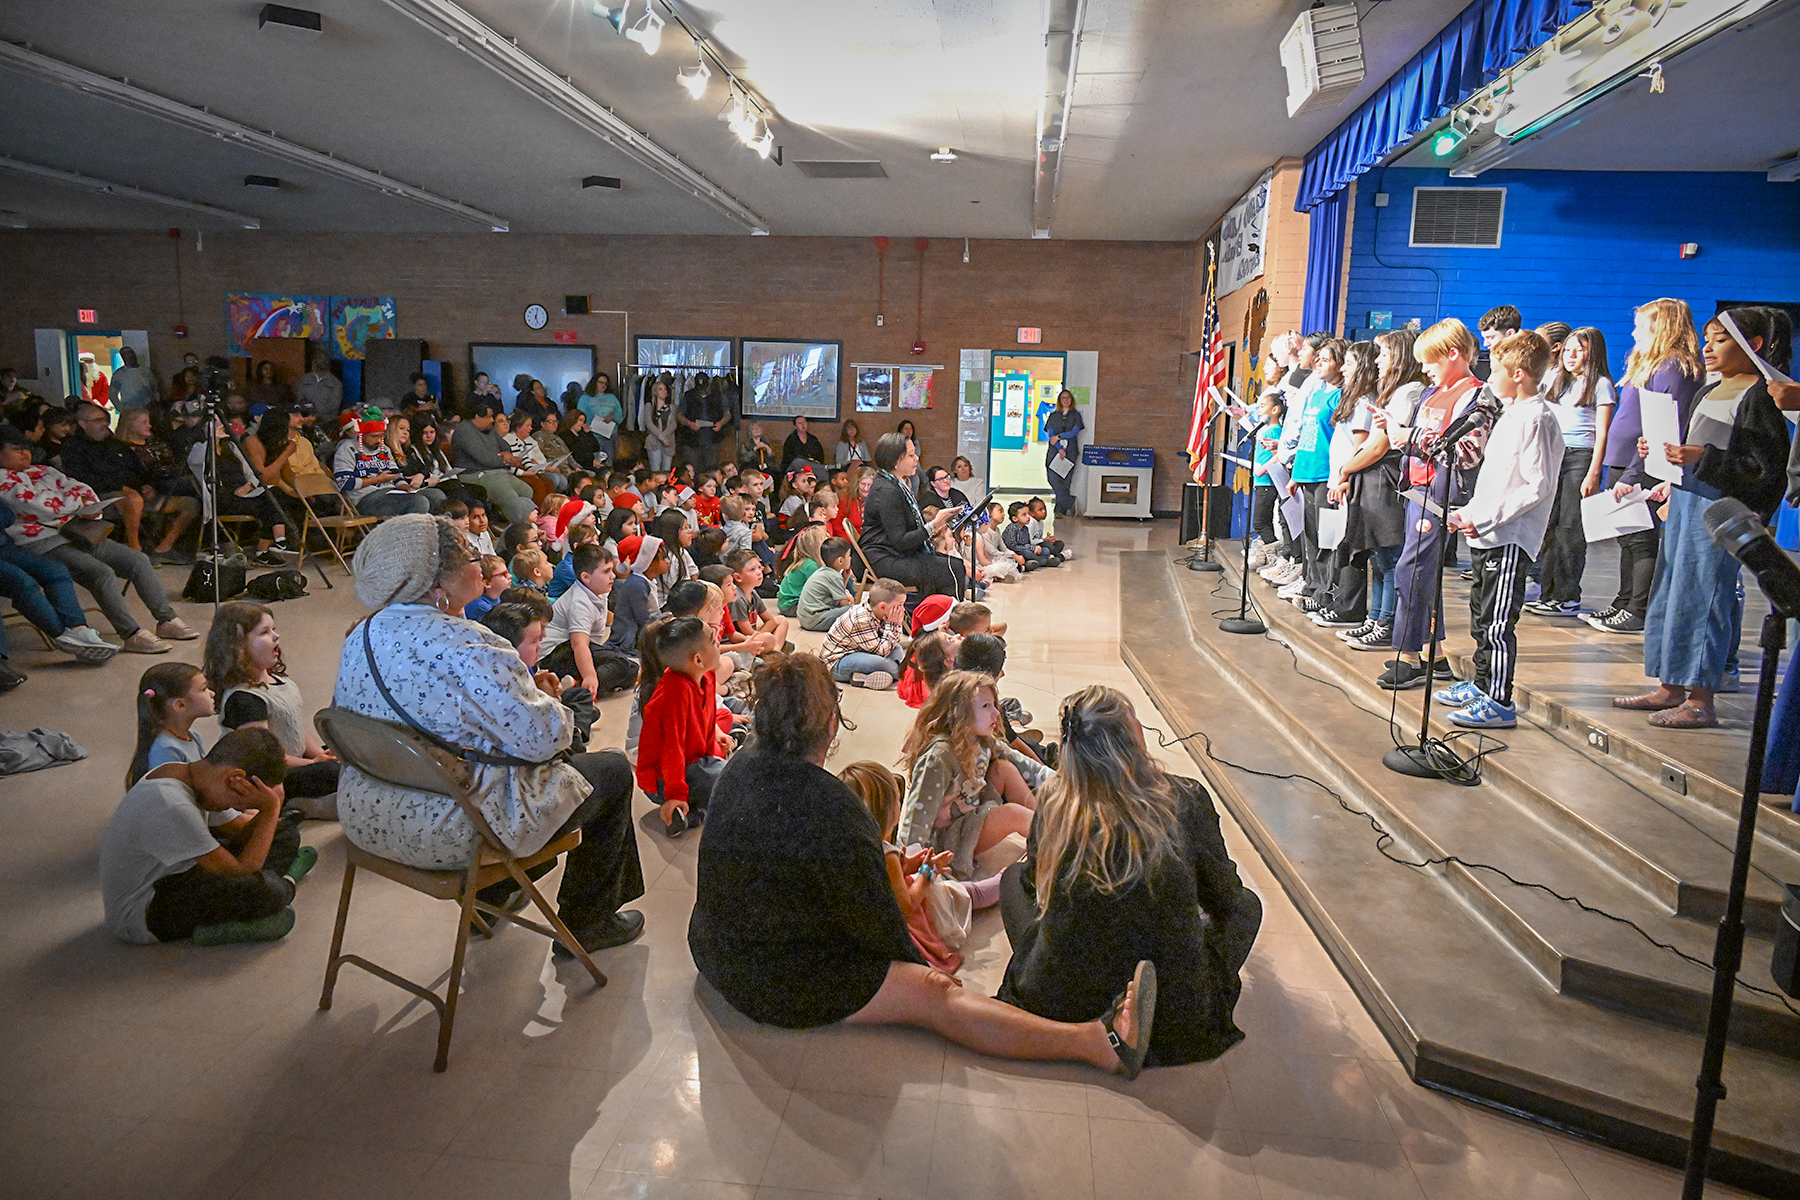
top-left (998, 685), bottom-right (1262, 1066)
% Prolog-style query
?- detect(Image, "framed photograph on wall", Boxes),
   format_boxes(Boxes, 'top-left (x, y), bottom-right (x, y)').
top-left (634, 336), bottom-right (734, 371)
top-left (741, 338), bottom-right (842, 421)
top-left (854, 365), bottom-right (894, 412)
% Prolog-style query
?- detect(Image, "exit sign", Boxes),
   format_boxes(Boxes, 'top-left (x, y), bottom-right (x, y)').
top-left (77, 309), bottom-right (97, 324)
top-left (1016, 327), bottom-right (1041, 344)
top-left (552, 329), bottom-right (579, 344)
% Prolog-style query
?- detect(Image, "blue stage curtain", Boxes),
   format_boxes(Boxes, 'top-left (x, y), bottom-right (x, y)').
top-left (1301, 190), bottom-right (1349, 335)
top-left (1295, 0), bottom-right (1584, 214)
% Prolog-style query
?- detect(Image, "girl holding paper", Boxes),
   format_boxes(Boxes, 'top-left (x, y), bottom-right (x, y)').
top-left (1586, 300), bottom-right (1705, 634)
top-left (1530, 328), bottom-right (1616, 618)
top-left (1615, 307), bottom-right (1793, 729)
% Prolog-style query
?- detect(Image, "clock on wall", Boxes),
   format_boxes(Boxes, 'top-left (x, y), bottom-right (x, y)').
top-left (523, 303), bottom-right (548, 330)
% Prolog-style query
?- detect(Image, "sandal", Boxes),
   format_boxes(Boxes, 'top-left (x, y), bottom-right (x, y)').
top-left (1102, 959), bottom-right (1158, 1081)
top-left (1648, 702), bottom-right (1718, 730)
top-left (1613, 692), bottom-right (1685, 711)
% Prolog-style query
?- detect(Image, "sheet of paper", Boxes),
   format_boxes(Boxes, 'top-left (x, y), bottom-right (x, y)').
top-left (1221, 453), bottom-right (1252, 469)
top-left (1048, 454), bottom-right (1074, 478)
top-left (1580, 489), bottom-right (1654, 542)
top-left (1317, 505), bottom-right (1347, 550)
top-left (1638, 390), bottom-right (1683, 484)
top-left (1264, 457), bottom-right (1294, 497)
top-left (1719, 310), bottom-right (1794, 385)
top-left (1401, 487), bottom-right (1445, 520)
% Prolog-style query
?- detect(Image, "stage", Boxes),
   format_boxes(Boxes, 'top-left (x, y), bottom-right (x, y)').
top-left (1121, 544), bottom-right (1800, 1198)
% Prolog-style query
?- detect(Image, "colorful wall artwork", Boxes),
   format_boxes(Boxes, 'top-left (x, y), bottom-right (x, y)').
top-left (328, 296), bottom-right (397, 360)
top-left (225, 293), bottom-right (327, 356)
top-left (897, 367), bottom-right (933, 410)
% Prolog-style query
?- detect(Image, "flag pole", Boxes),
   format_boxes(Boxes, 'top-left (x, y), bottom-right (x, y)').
top-left (1191, 248), bottom-right (1224, 572)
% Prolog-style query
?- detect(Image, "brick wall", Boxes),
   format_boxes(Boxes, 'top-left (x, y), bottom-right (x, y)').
top-left (0, 232), bottom-right (1200, 509)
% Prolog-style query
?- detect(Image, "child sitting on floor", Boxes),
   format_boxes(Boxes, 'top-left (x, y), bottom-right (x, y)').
top-left (776, 526), bottom-right (830, 618)
top-left (127, 662), bottom-right (215, 788)
top-left (838, 759), bottom-right (967, 974)
top-left (820, 577), bottom-right (907, 689)
top-left (798, 537), bottom-right (856, 631)
top-left (206, 601), bottom-right (340, 814)
top-left (511, 547), bottom-right (553, 592)
top-left (955, 631), bottom-right (1051, 766)
top-left (481, 600), bottom-right (599, 752)
top-left (636, 616), bottom-right (733, 838)
top-left (898, 629), bottom-right (955, 709)
top-left (542, 543), bottom-right (637, 695)
top-left (99, 728), bottom-right (316, 946)
top-left (946, 599), bottom-right (1007, 639)
top-left (897, 670), bottom-right (1052, 880)
top-left (724, 548), bottom-right (790, 645)
top-left (1003, 501), bottom-right (1062, 568)
top-left (463, 555), bottom-right (511, 622)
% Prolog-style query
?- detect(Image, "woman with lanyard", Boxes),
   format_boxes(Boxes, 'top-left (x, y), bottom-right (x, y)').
top-left (859, 432), bottom-right (967, 602)
top-left (1043, 389), bottom-right (1084, 517)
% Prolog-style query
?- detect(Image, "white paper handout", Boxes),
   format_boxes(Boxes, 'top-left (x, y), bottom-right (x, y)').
top-left (1638, 390), bottom-right (1683, 484)
top-left (1401, 487), bottom-right (1445, 520)
top-left (1580, 487), bottom-right (1654, 542)
top-left (1264, 458), bottom-right (1305, 540)
top-left (1318, 505), bottom-right (1347, 550)
top-left (595, 418), bottom-right (618, 438)
top-left (1719, 310), bottom-right (1794, 385)
top-left (1048, 454), bottom-right (1074, 478)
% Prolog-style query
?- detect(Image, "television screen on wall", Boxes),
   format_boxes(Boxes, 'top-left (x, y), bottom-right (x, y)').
top-left (740, 338), bottom-right (842, 421)
top-left (469, 343), bottom-right (597, 412)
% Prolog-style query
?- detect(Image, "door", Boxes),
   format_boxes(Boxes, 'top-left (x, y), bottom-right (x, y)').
top-left (988, 353), bottom-right (1066, 492)
top-left (34, 329), bottom-right (69, 399)
top-left (990, 371), bottom-right (1030, 451)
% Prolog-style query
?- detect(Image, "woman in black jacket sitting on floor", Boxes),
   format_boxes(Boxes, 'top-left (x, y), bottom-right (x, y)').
top-left (999, 685), bottom-right (1262, 1067)
top-left (857, 432), bottom-right (967, 600)
top-left (688, 653), bottom-right (1159, 1077)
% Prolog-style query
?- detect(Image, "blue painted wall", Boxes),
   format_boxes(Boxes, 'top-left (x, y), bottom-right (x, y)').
top-left (1341, 167), bottom-right (1800, 360)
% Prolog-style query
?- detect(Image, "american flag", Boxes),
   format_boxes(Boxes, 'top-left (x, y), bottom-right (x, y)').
top-left (1187, 277), bottom-right (1226, 477)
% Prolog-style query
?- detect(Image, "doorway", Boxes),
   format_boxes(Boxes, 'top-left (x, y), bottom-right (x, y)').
top-left (987, 352), bottom-right (1065, 493)
top-left (63, 330), bottom-right (150, 407)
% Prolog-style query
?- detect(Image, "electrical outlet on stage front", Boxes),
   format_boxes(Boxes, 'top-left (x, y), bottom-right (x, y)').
top-left (1586, 726), bottom-right (1609, 754)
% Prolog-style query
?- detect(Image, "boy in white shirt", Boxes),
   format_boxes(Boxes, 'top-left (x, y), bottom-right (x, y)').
top-left (540, 543), bottom-right (634, 695)
top-left (1437, 330), bottom-right (1564, 730)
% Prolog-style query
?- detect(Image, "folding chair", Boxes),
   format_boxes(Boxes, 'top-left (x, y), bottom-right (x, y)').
top-left (292, 472), bottom-right (376, 585)
top-left (187, 462), bottom-right (260, 555)
top-left (313, 707), bottom-right (607, 1072)
top-left (842, 523), bottom-right (879, 599)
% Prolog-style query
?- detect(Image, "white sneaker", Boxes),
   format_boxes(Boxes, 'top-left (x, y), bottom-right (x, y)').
top-left (54, 629), bottom-right (119, 664)
top-left (1276, 581), bottom-right (1306, 600)
top-left (851, 671), bottom-right (895, 691)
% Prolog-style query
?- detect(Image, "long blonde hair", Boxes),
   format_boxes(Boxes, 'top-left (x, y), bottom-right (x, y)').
top-left (1032, 686), bottom-right (1180, 913)
top-left (1624, 298), bottom-right (1704, 387)
top-left (839, 760), bottom-right (905, 841)
top-left (901, 671), bottom-right (1004, 787)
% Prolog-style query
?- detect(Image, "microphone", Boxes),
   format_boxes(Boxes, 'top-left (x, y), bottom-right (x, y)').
top-left (1705, 497), bottom-right (1800, 618)
top-left (1435, 395), bottom-right (1501, 448)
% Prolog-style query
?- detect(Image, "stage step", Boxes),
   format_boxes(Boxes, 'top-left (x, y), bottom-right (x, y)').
top-left (1209, 546), bottom-right (1800, 1053)
top-left (1123, 549), bottom-right (1800, 1197)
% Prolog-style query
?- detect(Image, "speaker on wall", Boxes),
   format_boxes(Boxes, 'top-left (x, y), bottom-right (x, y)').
top-left (360, 338), bottom-right (425, 408)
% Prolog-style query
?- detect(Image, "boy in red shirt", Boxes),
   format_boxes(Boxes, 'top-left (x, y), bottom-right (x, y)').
top-left (636, 616), bottom-right (732, 838)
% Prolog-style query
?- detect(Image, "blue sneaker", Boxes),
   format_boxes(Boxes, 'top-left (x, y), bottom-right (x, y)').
top-left (1434, 680), bottom-right (1486, 708)
top-left (1449, 696), bottom-right (1516, 729)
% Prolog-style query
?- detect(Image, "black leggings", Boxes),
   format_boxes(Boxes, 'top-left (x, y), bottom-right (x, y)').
top-left (286, 760), bottom-right (340, 798)
top-left (476, 750), bottom-right (646, 929)
top-left (541, 641), bottom-right (639, 694)
top-left (215, 490), bottom-right (288, 542)
top-left (145, 817), bottom-right (301, 942)
top-left (1252, 485), bottom-right (1278, 547)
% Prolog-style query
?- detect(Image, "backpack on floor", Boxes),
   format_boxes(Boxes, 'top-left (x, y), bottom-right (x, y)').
top-left (246, 569), bottom-right (308, 602)
top-left (182, 553), bottom-right (248, 602)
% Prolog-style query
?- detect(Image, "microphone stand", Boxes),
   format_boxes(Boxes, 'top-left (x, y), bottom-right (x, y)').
top-left (1381, 428), bottom-right (1473, 783)
top-left (1219, 423), bottom-right (1265, 634)
top-left (1681, 608), bottom-right (1786, 1198)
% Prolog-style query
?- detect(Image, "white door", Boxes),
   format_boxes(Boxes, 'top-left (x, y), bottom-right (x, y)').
top-left (33, 329), bottom-right (69, 398)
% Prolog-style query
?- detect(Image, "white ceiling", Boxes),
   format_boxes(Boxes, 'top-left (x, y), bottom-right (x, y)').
top-left (0, 0), bottom-right (1476, 240)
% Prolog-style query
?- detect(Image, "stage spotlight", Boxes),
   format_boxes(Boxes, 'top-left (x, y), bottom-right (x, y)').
top-left (624, 6), bottom-right (664, 55)
top-left (1432, 125), bottom-right (1465, 156)
top-left (677, 56), bottom-right (711, 99)
top-left (752, 127), bottom-right (774, 159)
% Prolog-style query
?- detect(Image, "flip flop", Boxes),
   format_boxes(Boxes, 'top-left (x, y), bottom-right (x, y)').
top-left (1103, 959), bottom-right (1158, 1081)
top-left (1613, 693), bottom-right (1685, 711)
top-left (1647, 703), bottom-right (1718, 730)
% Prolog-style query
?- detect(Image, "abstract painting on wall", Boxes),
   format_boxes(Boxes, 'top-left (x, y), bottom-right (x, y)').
top-left (897, 367), bottom-right (934, 410)
top-left (224, 294), bottom-right (327, 356)
top-left (328, 296), bottom-right (397, 360)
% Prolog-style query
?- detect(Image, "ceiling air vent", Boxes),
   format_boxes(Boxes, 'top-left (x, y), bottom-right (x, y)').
top-left (1409, 187), bottom-right (1505, 248)
top-left (793, 160), bottom-right (887, 179)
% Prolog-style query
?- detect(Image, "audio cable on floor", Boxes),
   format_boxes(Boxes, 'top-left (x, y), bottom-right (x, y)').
top-left (1142, 721), bottom-right (1800, 1020)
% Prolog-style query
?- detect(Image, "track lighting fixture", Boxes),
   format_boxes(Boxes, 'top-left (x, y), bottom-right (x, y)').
top-left (624, 6), bottom-right (663, 55)
top-left (677, 55), bottom-right (710, 99)
top-left (752, 128), bottom-right (774, 159)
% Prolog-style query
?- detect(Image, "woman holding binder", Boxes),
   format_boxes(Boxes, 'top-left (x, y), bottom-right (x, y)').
top-left (1043, 389), bottom-right (1084, 517)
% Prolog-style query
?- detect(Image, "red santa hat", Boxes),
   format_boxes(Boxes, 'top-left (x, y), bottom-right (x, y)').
top-left (553, 498), bottom-right (595, 545)
top-left (909, 593), bottom-right (954, 636)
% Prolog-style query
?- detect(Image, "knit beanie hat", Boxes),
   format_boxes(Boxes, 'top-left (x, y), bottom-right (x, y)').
top-left (910, 593), bottom-right (954, 636)
top-left (353, 512), bottom-right (449, 607)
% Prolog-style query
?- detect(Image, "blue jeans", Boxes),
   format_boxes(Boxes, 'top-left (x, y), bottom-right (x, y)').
top-left (1368, 544), bottom-right (1401, 623)
top-left (831, 649), bottom-right (902, 681)
top-left (0, 542), bottom-right (87, 638)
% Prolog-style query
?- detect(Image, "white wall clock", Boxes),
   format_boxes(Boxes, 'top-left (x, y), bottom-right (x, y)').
top-left (524, 303), bottom-right (548, 330)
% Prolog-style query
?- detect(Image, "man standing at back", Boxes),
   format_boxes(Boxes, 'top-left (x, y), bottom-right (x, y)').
top-left (109, 348), bottom-right (158, 412)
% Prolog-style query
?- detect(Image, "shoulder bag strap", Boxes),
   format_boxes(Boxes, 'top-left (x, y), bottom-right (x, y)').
top-left (360, 614), bottom-right (540, 768)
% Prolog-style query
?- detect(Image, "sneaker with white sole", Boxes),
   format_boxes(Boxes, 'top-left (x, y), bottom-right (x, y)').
top-left (156, 617), bottom-right (199, 641)
top-left (1594, 610), bottom-right (1645, 634)
top-left (1449, 696), bottom-right (1517, 728)
top-left (1337, 620), bottom-right (1376, 642)
top-left (1580, 606), bottom-right (1619, 628)
top-left (1276, 581), bottom-right (1306, 600)
top-left (1310, 609), bottom-right (1363, 628)
top-left (54, 629), bottom-right (119, 664)
top-left (851, 671), bottom-right (895, 690)
top-left (122, 630), bottom-right (171, 654)
top-left (1434, 680), bottom-right (1487, 708)
top-left (1347, 621), bottom-right (1393, 651)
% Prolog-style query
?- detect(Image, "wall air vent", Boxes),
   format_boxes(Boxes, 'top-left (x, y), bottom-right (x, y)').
top-left (793, 160), bottom-right (887, 179)
top-left (1409, 187), bottom-right (1505, 249)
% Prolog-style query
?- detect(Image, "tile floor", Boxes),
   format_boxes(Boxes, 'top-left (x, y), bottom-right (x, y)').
top-left (0, 516), bottom-right (1760, 1199)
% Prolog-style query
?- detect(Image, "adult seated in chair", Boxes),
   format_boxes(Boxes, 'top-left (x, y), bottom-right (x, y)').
top-left (856, 432), bottom-right (967, 603)
top-left (687, 653), bottom-right (1158, 1078)
top-left (331, 514), bottom-right (647, 954)
top-left (60, 402), bottom-right (198, 562)
top-left (997, 685), bottom-right (1262, 1068)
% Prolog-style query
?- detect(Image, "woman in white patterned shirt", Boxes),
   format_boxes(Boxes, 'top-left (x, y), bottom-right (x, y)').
top-left (332, 513), bottom-right (646, 952)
